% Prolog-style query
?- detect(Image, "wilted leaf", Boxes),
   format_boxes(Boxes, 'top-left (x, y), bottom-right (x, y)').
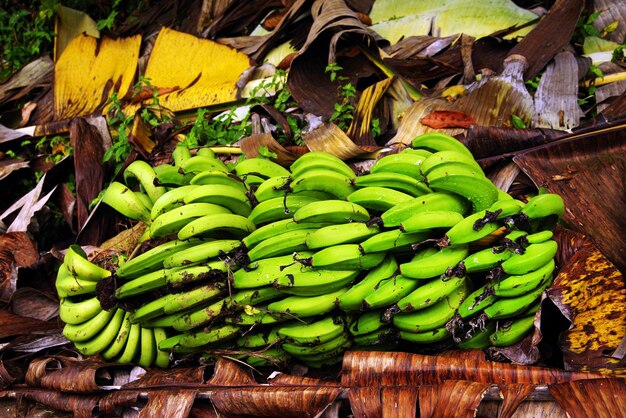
top-left (0, 232), bottom-right (39, 303)
top-left (10, 288), bottom-right (59, 321)
top-left (5, 389), bottom-right (98, 418)
top-left (498, 384), bottom-right (536, 418)
top-left (98, 222), bottom-right (147, 255)
top-left (380, 387), bottom-right (419, 417)
top-left (25, 356), bottom-right (120, 393)
top-left (369, 0), bottom-right (537, 40)
top-left (545, 237), bottom-right (626, 376)
top-left (139, 390), bottom-right (197, 418)
top-left (532, 51), bottom-right (583, 130)
top-left (549, 378), bottom-right (626, 418)
top-left (347, 387), bottom-right (382, 417)
top-left (420, 110), bottom-right (476, 129)
top-left (591, 0), bottom-right (626, 44)
top-left (0, 311), bottom-right (58, 340)
top-left (303, 122), bottom-right (378, 160)
top-left (54, 33), bottom-right (141, 119)
top-left (207, 357), bottom-right (256, 386)
top-left (419, 380), bottom-right (492, 418)
top-left (463, 125), bottom-right (564, 160)
top-left (240, 133), bottom-right (299, 166)
top-left (346, 77), bottom-right (393, 145)
top-left (54, 5), bottom-right (100, 62)
top-left (0, 160), bottom-right (29, 181)
top-left (513, 128), bottom-right (626, 273)
top-left (0, 56), bottom-right (53, 105)
top-left (141, 27), bottom-right (251, 113)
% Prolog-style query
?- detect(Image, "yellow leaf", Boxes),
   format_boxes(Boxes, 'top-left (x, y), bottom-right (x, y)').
top-left (54, 5), bottom-right (100, 61)
top-left (142, 28), bottom-right (252, 112)
top-left (54, 34), bottom-right (141, 120)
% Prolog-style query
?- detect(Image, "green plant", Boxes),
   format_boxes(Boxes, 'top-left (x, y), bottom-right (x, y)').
top-left (325, 63), bottom-right (356, 132)
top-left (186, 107), bottom-right (251, 147)
top-left (257, 146), bottom-right (278, 159)
top-left (102, 92), bottom-right (133, 176)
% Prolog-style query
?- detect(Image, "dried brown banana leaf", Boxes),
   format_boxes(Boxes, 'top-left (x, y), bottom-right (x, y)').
top-left (303, 122), bottom-right (378, 159)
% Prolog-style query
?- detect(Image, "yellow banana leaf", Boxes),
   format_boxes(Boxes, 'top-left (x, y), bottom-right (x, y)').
top-left (346, 77), bottom-right (394, 145)
top-left (141, 27), bottom-right (251, 112)
top-left (369, 0), bottom-right (537, 42)
top-left (303, 122), bottom-right (379, 160)
top-left (54, 34), bottom-right (141, 120)
top-left (54, 5), bottom-right (99, 62)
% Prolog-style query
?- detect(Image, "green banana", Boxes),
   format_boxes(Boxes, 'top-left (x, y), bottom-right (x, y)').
top-left (498, 240), bottom-right (558, 275)
top-left (308, 244), bottom-right (386, 270)
top-left (140, 310), bottom-right (188, 328)
top-left (488, 198), bottom-right (525, 219)
top-left (163, 281), bottom-right (227, 315)
top-left (72, 307), bottom-right (126, 356)
top-left (59, 296), bottom-right (103, 325)
top-left (399, 245), bottom-right (469, 279)
top-left (179, 155), bottom-right (229, 174)
top-left (177, 213), bottom-right (255, 240)
top-left (462, 246), bottom-right (513, 274)
top-left (243, 219), bottom-right (331, 250)
top-left (173, 287), bottom-right (282, 331)
top-left (196, 147), bottom-right (216, 157)
top-left (101, 181), bottom-right (152, 222)
top-left (115, 269), bottom-right (168, 299)
top-left (172, 142), bottom-right (192, 167)
top-left (63, 308), bottom-right (116, 342)
top-left (346, 187), bottom-right (413, 212)
top-left (190, 170), bottom-right (247, 193)
top-left (494, 259), bottom-right (555, 297)
top-left (164, 261), bottom-right (229, 288)
top-left (248, 228), bottom-right (315, 261)
top-left (115, 322), bottom-right (142, 364)
top-left (282, 332), bottom-right (351, 356)
top-left (354, 172), bottom-right (432, 197)
top-left (398, 327), bottom-right (451, 344)
top-left (267, 287), bottom-right (348, 318)
top-left (55, 264), bottom-right (98, 298)
top-left (290, 169), bottom-right (356, 199)
top-left (457, 283), bottom-right (498, 319)
top-left (232, 253), bottom-right (314, 289)
top-left (419, 150), bottom-right (484, 176)
top-left (362, 274), bottom-right (421, 310)
top-left (178, 324), bottom-right (241, 349)
top-left (520, 193), bottom-right (565, 220)
top-left (292, 200), bottom-right (369, 224)
top-left (162, 239), bottom-right (241, 268)
top-left (426, 164), bottom-right (498, 212)
top-left (440, 209), bottom-right (503, 247)
top-left (290, 152), bottom-right (355, 179)
top-left (399, 210), bottom-right (465, 233)
top-left (349, 310), bottom-right (387, 336)
top-left (353, 327), bottom-right (396, 346)
top-left (244, 348), bottom-right (289, 367)
top-left (101, 311), bottom-right (133, 360)
top-left (225, 305), bottom-right (286, 326)
top-left (237, 326), bottom-right (283, 348)
top-left (157, 333), bottom-right (185, 351)
top-left (358, 229), bottom-right (430, 254)
top-left (392, 279), bottom-right (469, 332)
top-left (305, 222), bottom-right (379, 249)
top-left (490, 314), bottom-right (536, 347)
top-left (248, 195), bottom-right (319, 226)
top-left (117, 239), bottom-right (203, 279)
top-left (152, 327), bottom-right (171, 368)
top-left (381, 192), bottom-right (469, 227)
top-left (123, 160), bottom-right (166, 204)
top-left (411, 132), bottom-right (473, 157)
top-left (275, 269), bottom-right (360, 296)
top-left (133, 191), bottom-right (153, 212)
top-left (63, 245), bottom-right (111, 281)
top-left (401, 148), bottom-right (433, 158)
top-left (150, 185), bottom-right (199, 219)
top-left (253, 176), bottom-right (291, 202)
top-left (183, 184), bottom-right (252, 216)
top-left (394, 275), bottom-right (467, 313)
top-left (457, 322), bottom-right (496, 349)
top-left (338, 254), bottom-right (398, 312)
top-left (150, 203), bottom-right (232, 238)
top-left (129, 293), bottom-right (176, 324)
top-left (235, 157), bottom-right (290, 180)
top-left (137, 327), bottom-right (157, 367)
top-left (369, 152), bottom-right (426, 180)
top-left (483, 276), bottom-right (553, 320)
top-left (278, 315), bottom-right (346, 345)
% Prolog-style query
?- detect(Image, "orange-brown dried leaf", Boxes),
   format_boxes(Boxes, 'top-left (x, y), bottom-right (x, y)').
top-left (347, 387), bottom-right (381, 418)
top-left (25, 356), bottom-right (116, 393)
top-left (420, 110), bottom-right (476, 129)
top-left (141, 27), bottom-right (251, 113)
top-left (240, 133), bottom-right (299, 166)
top-left (210, 386), bottom-right (343, 418)
top-left (123, 366), bottom-right (208, 389)
top-left (382, 387), bottom-right (419, 417)
top-left (128, 112), bottom-right (156, 158)
top-left (546, 239), bottom-right (626, 376)
top-left (549, 378), bottom-right (626, 418)
top-left (139, 389), bottom-right (197, 418)
top-left (419, 380), bottom-right (492, 418)
top-left (497, 383), bottom-right (536, 418)
top-left (207, 357), bottom-right (256, 386)
top-left (0, 310), bottom-right (56, 341)
top-left (54, 34), bottom-right (141, 119)
top-left (7, 388), bottom-right (98, 418)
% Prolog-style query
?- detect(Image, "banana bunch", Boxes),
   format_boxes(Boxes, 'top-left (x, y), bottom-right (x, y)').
top-left (57, 136), bottom-right (566, 369)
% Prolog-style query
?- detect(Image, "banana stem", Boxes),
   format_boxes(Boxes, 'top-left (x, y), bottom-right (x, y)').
top-left (209, 146), bottom-right (244, 155)
top-left (582, 71), bottom-right (626, 88)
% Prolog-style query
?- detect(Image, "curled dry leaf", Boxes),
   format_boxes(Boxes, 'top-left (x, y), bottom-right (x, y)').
top-left (0, 232), bottom-right (38, 303)
top-left (25, 356), bottom-right (117, 393)
top-left (549, 378), bottom-right (626, 418)
top-left (240, 133), bottom-right (299, 166)
top-left (346, 77), bottom-right (394, 146)
top-left (5, 389), bottom-right (99, 418)
top-left (418, 380), bottom-right (493, 418)
top-left (138, 389), bottom-right (197, 418)
top-left (10, 288), bottom-right (59, 321)
top-left (303, 122), bottom-right (378, 160)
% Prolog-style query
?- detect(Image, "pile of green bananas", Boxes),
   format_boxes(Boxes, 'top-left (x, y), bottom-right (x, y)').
top-left (57, 133), bottom-right (564, 368)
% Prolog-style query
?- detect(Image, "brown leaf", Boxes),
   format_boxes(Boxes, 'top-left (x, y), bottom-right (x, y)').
top-left (507, 0), bottom-right (583, 79)
top-left (346, 77), bottom-right (393, 146)
top-left (69, 118), bottom-right (107, 231)
top-left (341, 350), bottom-right (605, 387)
top-left (210, 386), bottom-right (343, 417)
top-left (0, 232), bottom-right (39, 303)
top-left (545, 237), bottom-right (626, 376)
top-left (419, 380), bottom-right (492, 418)
top-left (513, 127), bottom-right (626, 273)
top-left (207, 357), bottom-right (256, 386)
top-left (97, 390), bottom-right (141, 416)
top-left (240, 133), bottom-right (299, 166)
top-left (0, 311), bottom-right (58, 341)
top-left (420, 110), bottom-right (476, 129)
top-left (128, 112), bottom-right (156, 158)
top-left (0, 56), bottom-right (54, 105)
top-left (268, 373), bottom-right (341, 387)
top-left (464, 125), bottom-right (564, 160)
top-left (303, 122), bottom-right (378, 160)
top-left (6, 388), bottom-right (98, 418)
top-left (0, 159), bottom-right (29, 181)
top-left (2, 174), bottom-right (57, 234)
top-left (25, 356), bottom-right (117, 393)
top-left (139, 389), bottom-right (197, 418)
top-left (123, 366), bottom-right (207, 389)
top-left (347, 387), bottom-right (381, 418)
top-left (549, 378), bottom-right (626, 418)
top-left (0, 362), bottom-right (16, 390)
top-left (497, 383), bottom-right (536, 418)
top-left (381, 387), bottom-right (419, 417)
top-left (10, 288), bottom-right (59, 321)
